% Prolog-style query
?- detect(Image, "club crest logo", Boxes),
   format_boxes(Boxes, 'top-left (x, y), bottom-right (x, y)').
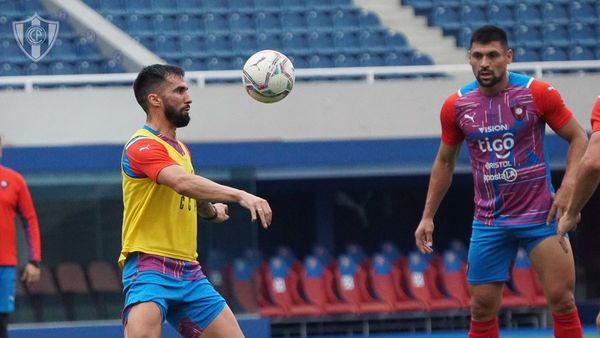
top-left (13, 13), bottom-right (59, 62)
top-left (511, 104), bottom-right (526, 121)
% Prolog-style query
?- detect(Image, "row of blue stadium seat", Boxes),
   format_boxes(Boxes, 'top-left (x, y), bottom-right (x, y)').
top-left (134, 30), bottom-right (410, 58)
top-left (86, 0), bottom-right (354, 14)
top-left (455, 23), bottom-right (600, 48)
top-left (429, 3), bottom-right (600, 32)
top-left (163, 50), bottom-right (432, 71)
top-left (513, 45), bottom-right (600, 62)
top-left (1, 60), bottom-right (124, 76)
top-left (404, 0), bottom-right (599, 15)
top-left (104, 9), bottom-right (380, 35)
top-left (0, 38), bottom-right (104, 62)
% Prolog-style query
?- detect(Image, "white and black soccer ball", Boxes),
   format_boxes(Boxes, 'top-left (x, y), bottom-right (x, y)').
top-left (242, 50), bottom-right (295, 103)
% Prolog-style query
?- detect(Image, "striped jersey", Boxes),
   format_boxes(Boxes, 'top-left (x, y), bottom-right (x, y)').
top-left (440, 72), bottom-right (572, 226)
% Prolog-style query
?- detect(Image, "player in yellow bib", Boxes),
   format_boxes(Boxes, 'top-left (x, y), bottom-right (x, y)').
top-left (121, 64), bottom-right (272, 338)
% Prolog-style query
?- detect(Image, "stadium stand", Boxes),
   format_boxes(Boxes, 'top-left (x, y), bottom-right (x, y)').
top-left (25, 265), bottom-right (67, 322)
top-left (401, 0), bottom-right (600, 62)
top-left (86, 260), bottom-right (123, 319)
top-left (54, 262), bottom-right (98, 321)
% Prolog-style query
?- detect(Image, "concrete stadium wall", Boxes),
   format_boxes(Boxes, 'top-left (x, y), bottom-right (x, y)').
top-left (1, 73), bottom-right (598, 147)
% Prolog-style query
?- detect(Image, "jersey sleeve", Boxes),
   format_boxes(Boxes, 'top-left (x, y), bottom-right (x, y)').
top-left (529, 79), bottom-right (573, 131)
top-left (440, 92), bottom-right (464, 145)
top-left (591, 96), bottom-right (600, 133)
top-left (125, 138), bottom-right (178, 182)
top-left (16, 176), bottom-right (41, 262)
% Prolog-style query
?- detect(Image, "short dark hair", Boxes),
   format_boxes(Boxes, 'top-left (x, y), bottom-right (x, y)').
top-left (133, 64), bottom-right (185, 113)
top-left (469, 25), bottom-right (509, 49)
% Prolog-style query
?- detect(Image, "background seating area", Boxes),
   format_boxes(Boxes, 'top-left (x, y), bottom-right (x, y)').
top-left (401, 0), bottom-right (600, 62)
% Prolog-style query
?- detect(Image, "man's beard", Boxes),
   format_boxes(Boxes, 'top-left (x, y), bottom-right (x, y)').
top-left (164, 103), bottom-right (190, 128)
top-left (476, 70), bottom-right (504, 88)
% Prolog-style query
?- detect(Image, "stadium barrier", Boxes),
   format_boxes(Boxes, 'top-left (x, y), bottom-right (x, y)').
top-left (1, 60), bottom-right (600, 92)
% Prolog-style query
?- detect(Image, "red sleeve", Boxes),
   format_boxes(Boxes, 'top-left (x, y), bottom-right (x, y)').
top-left (440, 92), bottom-right (464, 145)
top-left (16, 176), bottom-right (41, 262)
top-left (125, 138), bottom-right (178, 182)
top-left (591, 96), bottom-right (600, 132)
top-left (529, 79), bottom-right (573, 131)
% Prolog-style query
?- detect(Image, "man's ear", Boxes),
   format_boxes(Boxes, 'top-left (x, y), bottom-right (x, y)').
top-left (148, 93), bottom-right (162, 108)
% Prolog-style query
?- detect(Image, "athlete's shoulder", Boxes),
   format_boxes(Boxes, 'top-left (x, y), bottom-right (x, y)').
top-left (507, 72), bottom-right (534, 88)
top-left (457, 79), bottom-right (479, 97)
top-left (0, 166), bottom-right (24, 182)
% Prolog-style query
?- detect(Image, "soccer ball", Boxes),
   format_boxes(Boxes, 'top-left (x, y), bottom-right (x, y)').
top-left (242, 50), bottom-right (295, 103)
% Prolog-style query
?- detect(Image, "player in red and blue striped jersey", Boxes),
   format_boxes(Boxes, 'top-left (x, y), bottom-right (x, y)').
top-left (414, 26), bottom-right (587, 338)
top-left (0, 136), bottom-right (41, 338)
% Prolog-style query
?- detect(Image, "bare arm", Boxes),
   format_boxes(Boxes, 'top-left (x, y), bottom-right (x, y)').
top-left (546, 118), bottom-right (588, 224)
top-left (415, 142), bottom-right (461, 254)
top-left (558, 131), bottom-right (600, 234)
top-left (157, 164), bottom-right (272, 227)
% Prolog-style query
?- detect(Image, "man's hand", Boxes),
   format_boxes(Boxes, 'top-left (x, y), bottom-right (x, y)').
top-left (211, 203), bottom-right (230, 223)
top-left (21, 263), bottom-right (40, 288)
top-left (546, 185), bottom-right (572, 225)
top-left (556, 211), bottom-right (580, 253)
top-left (415, 219), bottom-right (434, 254)
top-left (238, 192), bottom-right (272, 228)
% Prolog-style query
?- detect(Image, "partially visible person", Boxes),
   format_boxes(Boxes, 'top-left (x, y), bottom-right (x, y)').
top-left (0, 136), bottom-right (42, 338)
top-left (121, 64), bottom-right (272, 338)
top-left (414, 25), bottom-right (587, 338)
top-left (558, 95), bottom-right (600, 333)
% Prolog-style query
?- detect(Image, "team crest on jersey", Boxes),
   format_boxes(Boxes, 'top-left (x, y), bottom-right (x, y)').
top-left (511, 103), bottom-right (526, 121)
top-left (0, 180), bottom-right (8, 188)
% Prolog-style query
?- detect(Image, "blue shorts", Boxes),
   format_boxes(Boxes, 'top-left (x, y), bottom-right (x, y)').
top-left (122, 253), bottom-right (226, 337)
top-left (467, 221), bottom-right (558, 284)
top-left (0, 266), bottom-right (16, 313)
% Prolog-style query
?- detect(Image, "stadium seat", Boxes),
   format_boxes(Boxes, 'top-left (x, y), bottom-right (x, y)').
top-left (180, 34), bottom-right (206, 56)
top-left (55, 262), bottom-right (98, 320)
top-left (333, 30), bottom-right (360, 53)
top-left (232, 33), bottom-right (258, 54)
top-left (301, 255), bottom-right (355, 314)
top-left (230, 0), bottom-right (255, 10)
top-left (345, 243), bottom-right (370, 270)
top-left (179, 57), bottom-right (207, 70)
top-left (379, 242), bottom-right (405, 269)
top-left (152, 14), bottom-right (178, 33)
top-left (404, 252), bottom-right (462, 311)
top-left (386, 32), bottom-right (409, 52)
top-left (204, 0), bottom-right (229, 10)
top-left (510, 249), bottom-right (547, 307)
top-left (125, 0), bottom-right (152, 13)
top-left (333, 255), bottom-right (392, 314)
top-left (569, 22), bottom-right (596, 47)
top-left (488, 4), bottom-right (514, 26)
top-left (358, 29), bottom-right (387, 53)
top-left (230, 257), bottom-right (262, 313)
top-left (384, 51), bottom-right (411, 66)
top-left (569, 45), bottom-right (595, 61)
top-left (515, 3), bottom-right (542, 25)
top-left (255, 11), bottom-right (282, 32)
top-left (500, 286), bottom-right (530, 309)
top-left (154, 35), bottom-right (182, 58)
top-left (311, 245), bottom-right (336, 270)
top-left (205, 33), bottom-right (233, 56)
top-left (264, 256), bottom-right (322, 316)
top-left (306, 10), bottom-right (333, 31)
top-left (288, 54), bottom-right (308, 68)
top-left (281, 10), bottom-right (306, 31)
top-left (307, 31), bottom-right (334, 54)
top-left (229, 12), bottom-right (255, 32)
top-left (542, 3), bottom-right (569, 25)
top-left (569, 1), bottom-right (597, 23)
top-left (430, 6), bottom-right (460, 34)
top-left (25, 63), bottom-right (48, 76)
top-left (203, 12), bottom-right (229, 32)
top-left (332, 9), bottom-right (359, 29)
top-left (543, 23), bottom-right (570, 47)
top-left (306, 0), bottom-right (331, 9)
top-left (27, 265), bottom-right (67, 322)
top-left (542, 45), bottom-right (568, 61)
top-left (411, 51), bottom-right (433, 65)
top-left (514, 24), bottom-right (544, 48)
top-left (127, 14), bottom-right (153, 34)
top-left (460, 4), bottom-right (487, 27)
top-left (86, 260), bottom-right (123, 319)
top-left (50, 62), bottom-right (76, 75)
top-left (514, 47), bottom-right (541, 62)
top-left (176, 0), bottom-right (203, 11)
top-left (358, 52), bottom-right (384, 67)
top-left (333, 53), bottom-right (359, 67)
top-left (282, 31), bottom-right (309, 55)
top-left (369, 254), bottom-right (427, 312)
top-left (151, 0), bottom-right (177, 11)
top-left (358, 11), bottom-right (380, 28)
top-left (332, 0), bottom-right (352, 8)
top-left (280, 0), bottom-right (304, 10)
top-left (440, 250), bottom-right (470, 309)
top-left (106, 14), bottom-right (128, 30)
top-left (177, 14), bottom-right (204, 32)
top-left (77, 60), bottom-right (101, 74)
top-left (256, 32), bottom-right (283, 51)
top-left (275, 245), bottom-right (303, 274)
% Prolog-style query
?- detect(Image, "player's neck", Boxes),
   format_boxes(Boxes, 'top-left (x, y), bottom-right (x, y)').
top-left (145, 121), bottom-right (177, 141)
